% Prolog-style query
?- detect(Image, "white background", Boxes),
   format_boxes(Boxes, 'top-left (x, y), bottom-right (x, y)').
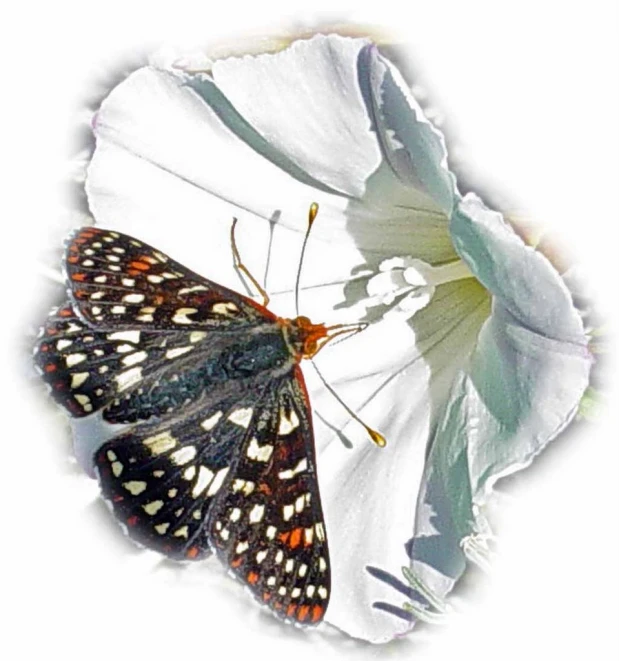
top-left (1, 2), bottom-right (617, 660)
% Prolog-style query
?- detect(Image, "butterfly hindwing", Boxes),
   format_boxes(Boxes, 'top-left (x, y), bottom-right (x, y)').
top-left (95, 395), bottom-right (252, 560)
top-left (65, 226), bottom-right (275, 331)
top-left (208, 369), bottom-right (330, 625)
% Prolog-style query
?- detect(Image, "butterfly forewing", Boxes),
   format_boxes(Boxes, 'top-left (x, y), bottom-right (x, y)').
top-left (64, 227), bottom-right (275, 330)
top-left (208, 370), bottom-right (330, 624)
top-left (34, 301), bottom-right (213, 418)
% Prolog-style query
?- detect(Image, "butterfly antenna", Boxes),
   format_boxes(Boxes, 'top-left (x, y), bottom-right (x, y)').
top-left (312, 360), bottom-right (386, 448)
top-left (294, 203), bottom-right (319, 317)
top-left (294, 203), bottom-right (386, 449)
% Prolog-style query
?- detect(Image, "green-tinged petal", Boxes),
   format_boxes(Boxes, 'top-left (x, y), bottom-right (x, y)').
top-left (405, 197), bottom-right (592, 609)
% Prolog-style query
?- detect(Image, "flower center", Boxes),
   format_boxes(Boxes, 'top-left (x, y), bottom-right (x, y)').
top-left (366, 256), bottom-right (474, 319)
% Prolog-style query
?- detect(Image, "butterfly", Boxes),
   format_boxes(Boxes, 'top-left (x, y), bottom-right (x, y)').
top-left (32, 222), bottom-right (362, 625)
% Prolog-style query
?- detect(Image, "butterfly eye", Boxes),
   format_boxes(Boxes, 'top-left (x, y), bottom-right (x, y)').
top-left (305, 339), bottom-right (318, 355)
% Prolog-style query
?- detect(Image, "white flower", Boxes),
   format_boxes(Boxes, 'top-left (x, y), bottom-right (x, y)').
top-left (81, 34), bottom-right (592, 643)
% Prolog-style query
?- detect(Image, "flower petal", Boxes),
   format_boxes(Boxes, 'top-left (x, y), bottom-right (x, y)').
top-left (450, 194), bottom-right (586, 343)
top-left (405, 197), bottom-right (592, 609)
top-left (311, 279), bottom-right (490, 642)
top-left (211, 35), bottom-right (379, 199)
top-left (361, 45), bottom-right (455, 215)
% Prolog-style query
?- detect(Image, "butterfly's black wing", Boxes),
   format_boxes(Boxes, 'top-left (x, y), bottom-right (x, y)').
top-left (35, 226), bottom-right (331, 624)
top-left (64, 226), bottom-right (274, 330)
top-left (208, 368), bottom-right (330, 625)
top-left (95, 368), bottom-right (330, 623)
top-left (94, 393), bottom-right (255, 560)
top-left (34, 301), bottom-right (210, 418)
top-left (34, 227), bottom-right (277, 419)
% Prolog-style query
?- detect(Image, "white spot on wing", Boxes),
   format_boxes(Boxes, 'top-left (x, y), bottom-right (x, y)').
top-left (206, 467), bottom-right (229, 496)
top-left (165, 346), bottom-right (193, 359)
top-left (115, 367), bottom-right (143, 391)
top-left (178, 285), bottom-right (207, 295)
top-left (249, 504), bottom-right (265, 524)
top-left (246, 438), bottom-right (273, 462)
top-left (200, 411), bottom-right (222, 431)
top-left (70, 372), bottom-right (89, 389)
top-left (108, 331), bottom-right (141, 343)
top-left (122, 351), bottom-right (147, 366)
top-left (143, 431), bottom-right (176, 455)
top-left (123, 481), bottom-right (147, 495)
top-left (143, 500), bottom-right (164, 515)
top-left (212, 302), bottom-right (239, 315)
top-left (172, 307), bottom-right (198, 324)
top-left (278, 458), bottom-right (308, 480)
top-left (123, 293), bottom-right (145, 304)
top-left (278, 408), bottom-right (300, 436)
top-left (170, 446), bottom-right (197, 465)
top-left (228, 408), bottom-right (253, 428)
top-left (65, 353), bottom-right (86, 367)
top-left (192, 466), bottom-right (214, 497)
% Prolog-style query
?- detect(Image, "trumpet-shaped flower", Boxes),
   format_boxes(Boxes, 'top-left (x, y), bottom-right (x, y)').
top-left (78, 34), bottom-right (592, 642)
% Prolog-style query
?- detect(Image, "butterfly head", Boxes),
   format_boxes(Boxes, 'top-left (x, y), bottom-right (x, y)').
top-left (281, 316), bottom-right (366, 361)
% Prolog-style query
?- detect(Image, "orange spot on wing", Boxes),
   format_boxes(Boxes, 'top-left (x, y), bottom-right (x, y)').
top-left (262, 592), bottom-right (272, 602)
top-left (311, 605), bottom-right (324, 622)
top-left (129, 261), bottom-right (150, 271)
top-left (58, 308), bottom-right (73, 317)
top-left (297, 605), bottom-right (310, 622)
top-left (231, 557), bottom-right (243, 569)
top-left (71, 273), bottom-right (87, 282)
top-left (127, 515), bottom-right (139, 527)
top-left (286, 603), bottom-right (297, 618)
top-left (278, 531), bottom-right (290, 545)
top-left (112, 495), bottom-right (124, 503)
top-left (186, 546), bottom-right (199, 559)
top-left (258, 483), bottom-right (272, 496)
top-left (44, 364), bottom-right (57, 373)
top-left (67, 256), bottom-right (79, 264)
top-left (289, 527), bottom-right (302, 549)
top-left (247, 571), bottom-right (259, 585)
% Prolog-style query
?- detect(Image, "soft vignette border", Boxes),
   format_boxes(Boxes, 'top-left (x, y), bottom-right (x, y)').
top-left (18, 12), bottom-right (616, 656)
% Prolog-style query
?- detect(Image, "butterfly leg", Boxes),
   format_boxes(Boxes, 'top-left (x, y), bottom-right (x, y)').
top-left (231, 218), bottom-right (270, 308)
